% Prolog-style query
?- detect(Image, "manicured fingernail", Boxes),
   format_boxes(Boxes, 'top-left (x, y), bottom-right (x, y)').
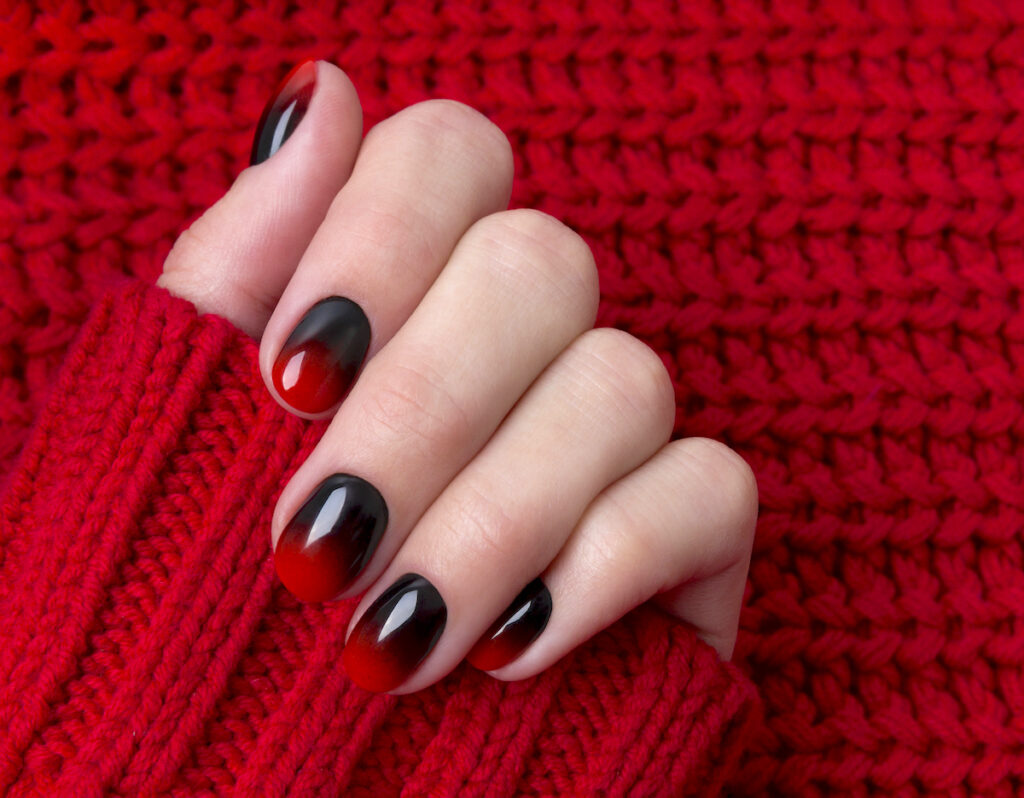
top-left (274, 474), bottom-right (388, 603)
top-left (343, 573), bottom-right (447, 692)
top-left (272, 296), bottom-right (371, 415)
top-left (466, 578), bottom-right (552, 671)
top-left (251, 59), bottom-right (317, 165)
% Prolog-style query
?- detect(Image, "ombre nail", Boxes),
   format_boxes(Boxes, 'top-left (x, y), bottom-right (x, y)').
top-left (251, 59), bottom-right (317, 165)
top-left (274, 474), bottom-right (388, 603)
top-left (343, 573), bottom-right (447, 692)
top-left (271, 296), bottom-right (371, 415)
top-left (466, 578), bottom-right (552, 671)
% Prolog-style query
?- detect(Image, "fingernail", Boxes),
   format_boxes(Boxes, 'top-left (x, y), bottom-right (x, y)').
top-left (274, 474), bottom-right (388, 603)
top-left (272, 296), bottom-right (371, 415)
top-left (251, 59), bottom-right (317, 165)
top-left (343, 573), bottom-right (447, 692)
top-left (466, 578), bottom-right (552, 671)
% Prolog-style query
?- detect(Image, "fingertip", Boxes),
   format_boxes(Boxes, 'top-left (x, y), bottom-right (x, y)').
top-left (305, 59), bottom-right (364, 166)
top-left (248, 58), bottom-right (363, 170)
top-left (161, 58), bottom-right (366, 337)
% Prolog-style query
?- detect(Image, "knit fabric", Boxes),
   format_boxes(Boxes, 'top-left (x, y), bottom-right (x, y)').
top-left (1, 0), bottom-right (1023, 796)
top-left (0, 279), bottom-right (758, 795)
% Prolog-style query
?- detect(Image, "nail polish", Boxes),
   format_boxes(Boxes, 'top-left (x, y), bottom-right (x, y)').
top-left (274, 474), bottom-right (388, 603)
top-left (272, 297), bottom-right (371, 415)
top-left (466, 578), bottom-right (552, 671)
top-left (343, 573), bottom-right (447, 692)
top-left (251, 59), bottom-right (317, 165)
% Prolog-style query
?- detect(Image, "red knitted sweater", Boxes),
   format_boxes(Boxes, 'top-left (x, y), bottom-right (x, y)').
top-left (0, 279), bottom-right (759, 795)
top-left (4, 1), bottom-right (1024, 796)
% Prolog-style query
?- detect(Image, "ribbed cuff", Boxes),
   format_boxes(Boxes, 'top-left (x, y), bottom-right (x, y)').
top-left (0, 278), bottom-right (760, 797)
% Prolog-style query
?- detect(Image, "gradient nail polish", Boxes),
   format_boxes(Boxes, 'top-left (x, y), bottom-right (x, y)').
top-left (466, 578), bottom-right (552, 671)
top-left (274, 474), bottom-right (388, 603)
top-left (251, 59), bottom-right (316, 165)
top-left (272, 297), bottom-right (371, 415)
top-left (343, 573), bottom-right (447, 692)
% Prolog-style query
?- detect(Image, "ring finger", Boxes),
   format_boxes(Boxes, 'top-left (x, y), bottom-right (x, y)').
top-left (341, 327), bottom-right (676, 693)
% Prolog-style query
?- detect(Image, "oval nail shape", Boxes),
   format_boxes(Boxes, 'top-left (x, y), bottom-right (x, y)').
top-left (466, 578), bottom-right (552, 671)
top-left (274, 474), bottom-right (388, 603)
top-left (271, 296), bottom-right (371, 415)
top-left (343, 573), bottom-right (447, 692)
top-left (251, 59), bottom-right (317, 165)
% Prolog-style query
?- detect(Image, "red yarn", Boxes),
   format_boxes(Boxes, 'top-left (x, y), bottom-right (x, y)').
top-left (2, 1), bottom-right (1023, 795)
top-left (0, 281), bottom-right (757, 795)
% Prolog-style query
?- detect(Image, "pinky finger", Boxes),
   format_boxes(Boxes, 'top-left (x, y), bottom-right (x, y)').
top-left (473, 437), bottom-right (758, 680)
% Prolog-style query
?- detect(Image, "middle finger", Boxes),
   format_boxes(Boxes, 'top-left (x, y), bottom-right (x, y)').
top-left (272, 208), bottom-right (599, 603)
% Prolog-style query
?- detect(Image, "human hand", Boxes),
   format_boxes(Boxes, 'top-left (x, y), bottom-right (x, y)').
top-left (157, 60), bottom-right (758, 694)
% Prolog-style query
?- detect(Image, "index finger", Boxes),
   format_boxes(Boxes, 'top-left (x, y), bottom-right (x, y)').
top-left (258, 99), bottom-right (515, 418)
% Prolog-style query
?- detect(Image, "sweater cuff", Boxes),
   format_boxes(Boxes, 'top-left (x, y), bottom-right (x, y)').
top-left (0, 278), bottom-right (761, 797)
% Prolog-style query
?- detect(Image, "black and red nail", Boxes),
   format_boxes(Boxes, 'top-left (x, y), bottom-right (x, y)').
top-left (251, 59), bottom-right (317, 165)
top-left (343, 573), bottom-right (447, 692)
top-left (271, 297), bottom-right (371, 415)
top-left (274, 474), bottom-right (388, 603)
top-left (467, 578), bottom-right (552, 671)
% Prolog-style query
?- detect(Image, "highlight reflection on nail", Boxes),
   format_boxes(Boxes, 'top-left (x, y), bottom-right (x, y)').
top-left (250, 59), bottom-right (317, 165)
top-left (342, 573), bottom-right (447, 692)
top-left (467, 578), bottom-right (552, 671)
top-left (274, 474), bottom-right (388, 603)
top-left (271, 296), bottom-right (371, 415)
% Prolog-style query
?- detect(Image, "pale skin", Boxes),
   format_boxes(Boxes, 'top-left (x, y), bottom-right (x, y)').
top-left (158, 60), bottom-right (758, 694)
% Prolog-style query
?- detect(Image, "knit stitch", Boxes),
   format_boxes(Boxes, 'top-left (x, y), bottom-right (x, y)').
top-left (1, 1), bottom-right (1023, 795)
top-left (0, 280), bottom-right (758, 795)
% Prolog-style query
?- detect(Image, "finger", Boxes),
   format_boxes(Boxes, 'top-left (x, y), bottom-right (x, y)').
top-left (158, 60), bottom-right (363, 337)
top-left (340, 328), bottom-right (676, 694)
top-left (484, 437), bottom-right (758, 680)
top-left (271, 209), bottom-right (599, 603)
top-left (258, 99), bottom-right (514, 418)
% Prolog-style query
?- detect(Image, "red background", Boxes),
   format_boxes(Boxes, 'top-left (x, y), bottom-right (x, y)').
top-left (2, 1), bottom-right (1023, 793)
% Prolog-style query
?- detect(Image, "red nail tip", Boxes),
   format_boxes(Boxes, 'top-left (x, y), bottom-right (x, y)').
top-left (343, 574), bottom-right (447, 692)
top-left (272, 338), bottom-right (347, 414)
top-left (467, 578), bottom-right (552, 672)
top-left (273, 474), bottom-right (388, 603)
top-left (271, 297), bottom-right (371, 415)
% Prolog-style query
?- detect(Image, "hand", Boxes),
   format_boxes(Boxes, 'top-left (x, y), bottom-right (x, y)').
top-left (157, 60), bottom-right (758, 694)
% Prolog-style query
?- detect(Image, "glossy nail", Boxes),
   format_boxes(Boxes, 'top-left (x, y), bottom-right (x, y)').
top-left (272, 296), bottom-right (371, 415)
top-left (251, 59), bottom-right (317, 165)
top-left (343, 573), bottom-right (447, 692)
top-left (274, 474), bottom-right (388, 603)
top-left (466, 578), bottom-right (552, 671)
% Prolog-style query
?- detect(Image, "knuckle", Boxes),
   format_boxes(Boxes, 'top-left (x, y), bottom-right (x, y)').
top-left (334, 202), bottom-right (423, 261)
top-left (588, 499), bottom-right (657, 598)
top-left (580, 439), bottom-right (758, 593)
top-left (571, 328), bottom-right (676, 441)
top-left (369, 98), bottom-right (513, 177)
top-left (469, 209), bottom-right (600, 323)
top-left (444, 481), bottom-right (521, 562)
top-left (668, 437), bottom-right (759, 559)
top-left (360, 362), bottom-right (470, 456)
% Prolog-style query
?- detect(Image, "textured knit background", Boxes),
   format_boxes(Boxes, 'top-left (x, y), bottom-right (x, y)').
top-left (2, 0), bottom-right (1023, 795)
